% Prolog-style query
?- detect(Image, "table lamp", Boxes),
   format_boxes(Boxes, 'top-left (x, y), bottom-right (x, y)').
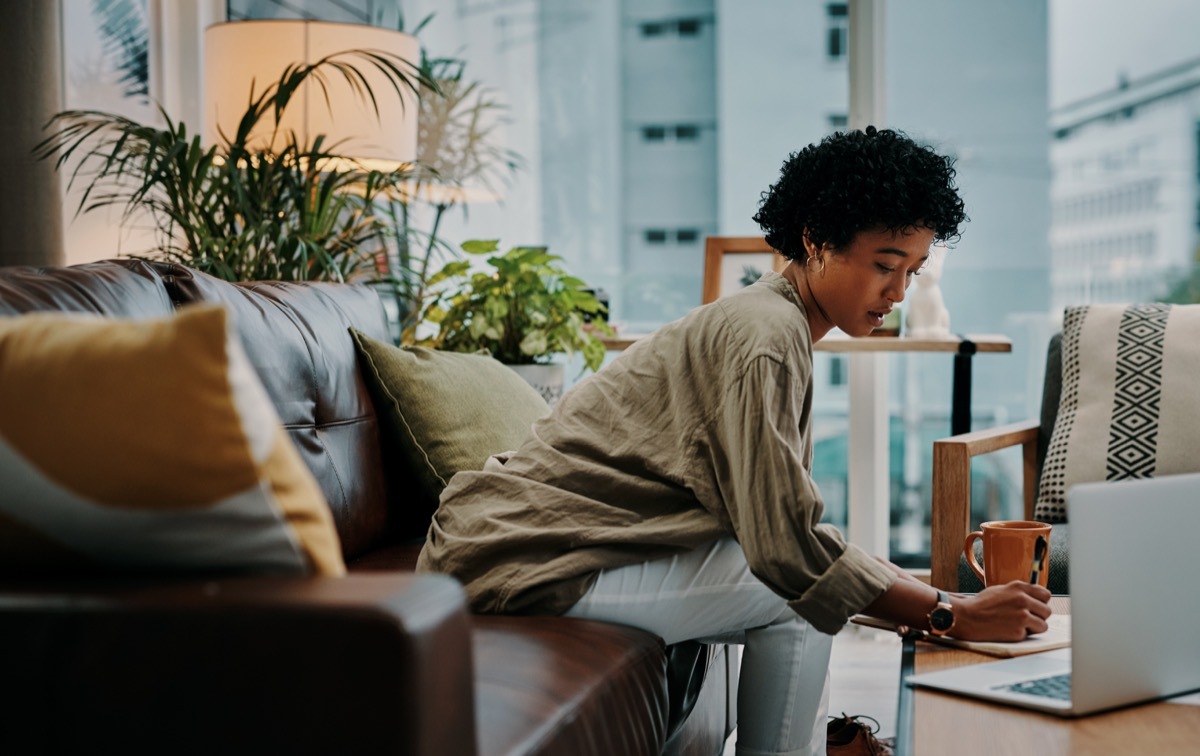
top-left (202, 19), bottom-right (419, 172)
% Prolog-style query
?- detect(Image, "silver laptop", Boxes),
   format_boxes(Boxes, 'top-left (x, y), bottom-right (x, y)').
top-left (906, 472), bottom-right (1200, 716)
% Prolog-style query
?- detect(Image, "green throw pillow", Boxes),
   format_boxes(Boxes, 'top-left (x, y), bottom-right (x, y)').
top-left (350, 329), bottom-right (550, 509)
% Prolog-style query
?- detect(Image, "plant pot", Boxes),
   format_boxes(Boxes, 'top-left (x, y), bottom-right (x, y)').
top-left (507, 363), bottom-right (566, 408)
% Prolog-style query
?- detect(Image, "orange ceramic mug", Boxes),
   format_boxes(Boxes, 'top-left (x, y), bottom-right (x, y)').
top-left (963, 520), bottom-right (1052, 588)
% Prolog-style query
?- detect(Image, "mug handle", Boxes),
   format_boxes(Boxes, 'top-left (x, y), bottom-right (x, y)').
top-left (963, 531), bottom-right (986, 584)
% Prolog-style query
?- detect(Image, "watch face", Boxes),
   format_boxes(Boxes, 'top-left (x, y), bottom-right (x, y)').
top-left (930, 606), bottom-right (955, 633)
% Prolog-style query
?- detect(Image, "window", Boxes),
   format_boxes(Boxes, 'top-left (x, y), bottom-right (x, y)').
top-left (828, 113), bottom-right (848, 131)
top-left (645, 229), bottom-right (668, 244)
top-left (676, 229), bottom-right (699, 243)
top-left (639, 16), bottom-right (711, 39)
top-left (642, 125), bottom-right (667, 141)
top-left (641, 124), bottom-right (706, 143)
top-left (827, 3), bottom-right (849, 62)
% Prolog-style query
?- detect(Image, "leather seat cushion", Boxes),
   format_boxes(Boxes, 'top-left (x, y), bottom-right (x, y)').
top-left (472, 615), bottom-right (668, 756)
top-left (347, 540), bottom-right (425, 572)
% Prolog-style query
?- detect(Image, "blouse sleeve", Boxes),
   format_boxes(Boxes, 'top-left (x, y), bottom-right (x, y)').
top-left (706, 353), bottom-right (895, 634)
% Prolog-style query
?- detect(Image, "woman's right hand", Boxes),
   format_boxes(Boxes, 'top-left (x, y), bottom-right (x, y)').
top-left (950, 581), bottom-right (1053, 642)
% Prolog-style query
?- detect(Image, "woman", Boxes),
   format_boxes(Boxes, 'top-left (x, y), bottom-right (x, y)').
top-left (418, 127), bottom-right (1051, 756)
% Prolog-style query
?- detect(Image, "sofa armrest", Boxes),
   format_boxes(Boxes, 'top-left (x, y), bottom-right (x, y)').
top-left (0, 573), bottom-right (476, 756)
top-left (931, 420), bottom-right (1041, 591)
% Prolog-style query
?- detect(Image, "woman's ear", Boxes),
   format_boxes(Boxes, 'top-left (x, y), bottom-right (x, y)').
top-left (801, 231), bottom-right (819, 259)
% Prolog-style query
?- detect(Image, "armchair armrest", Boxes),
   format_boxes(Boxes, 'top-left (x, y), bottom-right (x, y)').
top-left (931, 419), bottom-right (1041, 590)
top-left (0, 573), bottom-right (476, 756)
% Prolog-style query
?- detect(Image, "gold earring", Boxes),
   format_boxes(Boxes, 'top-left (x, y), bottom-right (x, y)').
top-left (806, 255), bottom-right (826, 275)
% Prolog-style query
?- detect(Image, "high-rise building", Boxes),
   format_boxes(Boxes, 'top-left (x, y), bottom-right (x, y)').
top-left (1049, 57), bottom-right (1200, 311)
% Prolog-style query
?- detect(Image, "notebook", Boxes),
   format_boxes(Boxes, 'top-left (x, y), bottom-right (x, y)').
top-left (851, 613), bottom-right (1072, 657)
top-left (905, 472), bottom-right (1200, 716)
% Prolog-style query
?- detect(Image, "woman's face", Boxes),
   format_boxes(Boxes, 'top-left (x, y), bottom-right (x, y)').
top-left (804, 226), bottom-right (935, 338)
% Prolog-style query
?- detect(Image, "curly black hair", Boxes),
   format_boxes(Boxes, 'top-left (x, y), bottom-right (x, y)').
top-left (752, 126), bottom-right (967, 261)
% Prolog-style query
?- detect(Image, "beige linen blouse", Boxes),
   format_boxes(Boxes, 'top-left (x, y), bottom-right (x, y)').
top-left (417, 272), bottom-right (895, 635)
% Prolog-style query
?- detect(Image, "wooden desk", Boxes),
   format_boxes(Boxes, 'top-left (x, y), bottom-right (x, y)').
top-left (896, 598), bottom-right (1200, 755)
top-left (600, 332), bottom-right (1012, 557)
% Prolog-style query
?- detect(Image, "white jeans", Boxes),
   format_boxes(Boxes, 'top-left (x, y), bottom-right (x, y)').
top-left (563, 537), bottom-right (831, 756)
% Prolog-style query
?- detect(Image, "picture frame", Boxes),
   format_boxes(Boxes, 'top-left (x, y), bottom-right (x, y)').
top-left (59, 0), bottom-right (167, 265)
top-left (61, 0), bottom-right (161, 122)
top-left (702, 236), bottom-right (787, 304)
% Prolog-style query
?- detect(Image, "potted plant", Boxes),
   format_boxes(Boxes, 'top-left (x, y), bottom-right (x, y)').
top-left (408, 239), bottom-right (612, 404)
top-left (36, 48), bottom-right (434, 283)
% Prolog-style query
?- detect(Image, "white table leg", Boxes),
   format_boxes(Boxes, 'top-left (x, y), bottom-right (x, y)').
top-left (847, 351), bottom-right (890, 557)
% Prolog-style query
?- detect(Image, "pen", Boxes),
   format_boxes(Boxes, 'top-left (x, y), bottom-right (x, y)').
top-left (1030, 535), bottom-right (1047, 584)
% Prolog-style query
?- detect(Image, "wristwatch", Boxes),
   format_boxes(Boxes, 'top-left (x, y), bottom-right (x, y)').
top-left (927, 589), bottom-right (956, 636)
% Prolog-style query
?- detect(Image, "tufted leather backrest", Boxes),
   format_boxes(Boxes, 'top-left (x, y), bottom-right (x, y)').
top-left (154, 263), bottom-right (394, 559)
top-left (0, 259), bottom-right (175, 317)
top-left (0, 259), bottom-right (397, 561)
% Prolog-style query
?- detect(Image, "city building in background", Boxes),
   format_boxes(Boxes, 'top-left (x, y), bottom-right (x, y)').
top-left (1050, 56), bottom-right (1200, 310)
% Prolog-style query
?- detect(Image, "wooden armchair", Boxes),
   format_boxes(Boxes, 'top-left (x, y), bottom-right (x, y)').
top-left (931, 420), bottom-right (1040, 589)
top-left (931, 336), bottom-right (1068, 592)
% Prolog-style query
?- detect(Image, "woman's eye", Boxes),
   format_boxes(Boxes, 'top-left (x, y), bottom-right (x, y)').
top-left (876, 264), bottom-right (894, 274)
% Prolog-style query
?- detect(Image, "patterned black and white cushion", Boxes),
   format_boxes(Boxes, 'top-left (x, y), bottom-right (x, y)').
top-left (1034, 303), bottom-right (1200, 523)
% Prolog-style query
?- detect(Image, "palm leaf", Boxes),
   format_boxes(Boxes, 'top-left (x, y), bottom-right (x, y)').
top-left (36, 48), bottom-right (432, 284)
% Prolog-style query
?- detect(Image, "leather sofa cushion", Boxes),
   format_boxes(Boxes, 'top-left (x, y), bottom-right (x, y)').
top-left (0, 259), bottom-right (174, 317)
top-left (157, 264), bottom-right (395, 560)
top-left (348, 540), bottom-right (424, 572)
top-left (472, 615), bottom-right (668, 756)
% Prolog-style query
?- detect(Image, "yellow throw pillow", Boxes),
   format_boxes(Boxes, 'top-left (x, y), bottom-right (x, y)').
top-left (0, 305), bottom-right (345, 576)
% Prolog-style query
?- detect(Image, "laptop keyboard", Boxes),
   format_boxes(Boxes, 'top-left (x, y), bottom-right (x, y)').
top-left (996, 673), bottom-right (1072, 701)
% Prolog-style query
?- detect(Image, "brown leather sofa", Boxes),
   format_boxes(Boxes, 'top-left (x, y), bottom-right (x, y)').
top-left (0, 259), bottom-right (737, 756)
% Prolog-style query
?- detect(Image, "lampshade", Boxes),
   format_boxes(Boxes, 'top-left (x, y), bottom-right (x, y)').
top-left (203, 20), bottom-right (419, 172)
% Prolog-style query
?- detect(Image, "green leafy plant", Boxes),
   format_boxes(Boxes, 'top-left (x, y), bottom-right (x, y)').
top-left (410, 240), bottom-right (612, 372)
top-left (36, 49), bottom-right (434, 283)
